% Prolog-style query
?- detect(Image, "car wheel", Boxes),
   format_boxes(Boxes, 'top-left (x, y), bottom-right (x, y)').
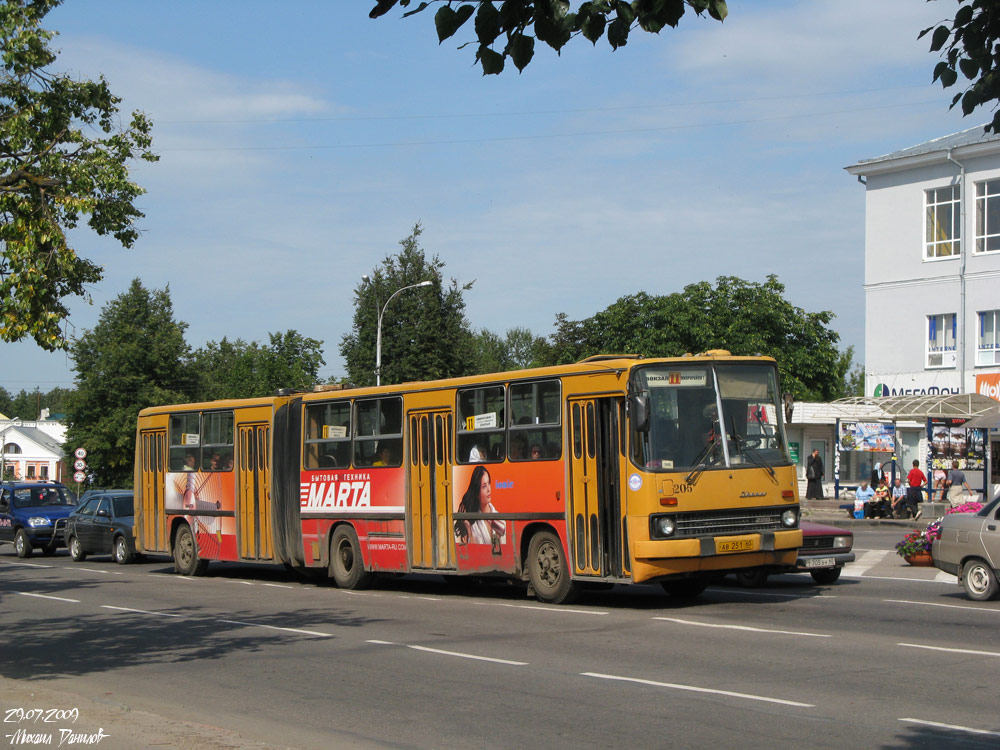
top-left (173, 524), bottom-right (208, 576)
top-left (113, 535), bottom-right (133, 565)
top-left (810, 567), bottom-right (842, 585)
top-left (328, 525), bottom-right (373, 590)
top-left (14, 529), bottom-right (32, 559)
top-left (736, 568), bottom-right (769, 588)
top-left (962, 559), bottom-right (1000, 601)
top-left (68, 535), bottom-right (87, 562)
top-left (527, 530), bottom-right (579, 604)
top-left (660, 579), bottom-right (708, 598)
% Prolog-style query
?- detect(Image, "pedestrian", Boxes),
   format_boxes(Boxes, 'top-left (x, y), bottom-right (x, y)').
top-left (871, 479), bottom-right (891, 518)
top-left (806, 449), bottom-right (825, 499)
top-left (904, 459), bottom-right (926, 519)
top-left (855, 481), bottom-right (875, 518)
top-left (890, 477), bottom-right (906, 519)
top-left (946, 460), bottom-right (972, 506)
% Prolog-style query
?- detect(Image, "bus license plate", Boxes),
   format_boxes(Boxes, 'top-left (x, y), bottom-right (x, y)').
top-left (716, 538), bottom-right (755, 554)
top-left (804, 557), bottom-right (835, 568)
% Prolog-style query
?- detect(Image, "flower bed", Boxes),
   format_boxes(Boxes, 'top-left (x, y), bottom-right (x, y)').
top-left (894, 502), bottom-right (983, 559)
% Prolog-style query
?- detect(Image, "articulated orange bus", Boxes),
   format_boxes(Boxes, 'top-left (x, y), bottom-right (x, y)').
top-left (135, 352), bottom-right (802, 603)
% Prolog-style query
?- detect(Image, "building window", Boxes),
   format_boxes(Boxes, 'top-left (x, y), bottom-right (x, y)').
top-left (925, 185), bottom-right (961, 259)
top-left (40, 464), bottom-right (49, 479)
top-left (978, 310), bottom-right (1000, 365)
top-left (3, 443), bottom-right (21, 454)
top-left (975, 179), bottom-right (1000, 254)
top-left (26, 464), bottom-right (35, 479)
top-left (927, 313), bottom-right (957, 368)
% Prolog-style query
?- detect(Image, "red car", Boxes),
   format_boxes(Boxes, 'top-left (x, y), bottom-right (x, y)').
top-left (736, 520), bottom-right (855, 587)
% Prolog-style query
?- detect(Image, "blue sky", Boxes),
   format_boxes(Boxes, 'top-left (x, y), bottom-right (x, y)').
top-left (2, 0), bottom-right (978, 394)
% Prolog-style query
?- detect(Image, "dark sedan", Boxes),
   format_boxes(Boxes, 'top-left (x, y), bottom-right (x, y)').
top-left (736, 520), bottom-right (855, 587)
top-left (65, 491), bottom-right (136, 564)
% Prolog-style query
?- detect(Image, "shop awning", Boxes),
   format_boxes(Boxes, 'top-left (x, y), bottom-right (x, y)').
top-left (831, 393), bottom-right (1000, 421)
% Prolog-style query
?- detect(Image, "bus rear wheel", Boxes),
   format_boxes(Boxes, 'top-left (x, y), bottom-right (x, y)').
top-left (527, 531), bottom-right (579, 604)
top-left (329, 525), bottom-right (372, 590)
top-left (173, 524), bottom-right (208, 576)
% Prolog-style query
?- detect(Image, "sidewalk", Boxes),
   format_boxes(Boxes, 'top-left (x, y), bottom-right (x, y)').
top-left (800, 497), bottom-right (925, 529)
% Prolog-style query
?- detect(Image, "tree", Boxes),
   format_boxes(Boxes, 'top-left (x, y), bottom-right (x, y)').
top-left (537, 275), bottom-right (853, 401)
top-left (923, 1), bottom-right (1000, 133)
top-left (65, 279), bottom-right (194, 487)
top-left (3, 385), bottom-right (72, 419)
top-left (369, 0), bottom-right (727, 75)
top-left (192, 330), bottom-right (325, 401)
top-left (341, 223), bottom-right (475, 386)
top-left (0, 0), bottom-right (157, 350)
top-left (471, 325), bottom-right (547, 374)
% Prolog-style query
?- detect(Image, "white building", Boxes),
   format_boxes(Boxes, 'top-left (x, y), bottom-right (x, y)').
top-left (0, 414), bottom-right (67, 482)
top-left (846, 125), bottom-right (1000, 491)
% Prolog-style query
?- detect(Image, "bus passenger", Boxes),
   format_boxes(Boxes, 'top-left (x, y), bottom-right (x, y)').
top-left (454, 465), bottom-right (505, 545)
top-left (373, 446), bottom-right (394, 467)
top-left (529, 444), bottom-right (543, 460)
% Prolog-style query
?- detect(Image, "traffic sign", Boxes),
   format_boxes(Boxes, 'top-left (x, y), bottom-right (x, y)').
top-left (73, 459), bottom-right (86, 471)
top-left (74, 447), bottom-right (87, 459)
top-left (73, 471), bottom-right (86, 483)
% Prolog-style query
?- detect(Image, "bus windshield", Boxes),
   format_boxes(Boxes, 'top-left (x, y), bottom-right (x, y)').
top-left (631, 363), bottom-right (790, 472)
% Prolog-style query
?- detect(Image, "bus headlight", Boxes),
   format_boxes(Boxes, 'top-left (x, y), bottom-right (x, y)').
top-left (780, 509), bottom-right (798, 528)
top-left (653, 516), bottom-right (676, 538)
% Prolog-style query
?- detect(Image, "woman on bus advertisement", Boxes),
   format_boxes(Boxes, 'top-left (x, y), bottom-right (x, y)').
top-left (454, 465), bottom-right (505, 546)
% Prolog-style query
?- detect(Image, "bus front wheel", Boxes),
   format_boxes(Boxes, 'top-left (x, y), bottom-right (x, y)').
top-left (173, 524), bottom-right (208, 576)
top-left (527, 531), bottom-right (579, 605)
top-left (329, 525), bottom-right (372, 590)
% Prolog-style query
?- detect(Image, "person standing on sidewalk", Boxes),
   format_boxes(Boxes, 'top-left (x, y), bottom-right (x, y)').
top-left (947, 460), bottom-right (972, 506)
top-left (903, 459), bottom-right (926, 519)
top-left (806, 449), bottom-right (825, 499)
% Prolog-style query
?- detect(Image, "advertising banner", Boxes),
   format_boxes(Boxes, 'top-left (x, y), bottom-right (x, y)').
top-left (838, 421), bottom-right (895, 453)
top-left (929, 418), bottom-right (986, 470)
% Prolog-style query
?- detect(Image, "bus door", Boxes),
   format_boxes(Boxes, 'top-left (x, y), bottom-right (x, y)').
top-left (237, 421), bottom-right (273, 560)
top-left (138, 429), bottom-right (167, 553)
top-left (568, 397), bottom-right (625, 578)
top-left (407, 410), bottom-right (456, 570)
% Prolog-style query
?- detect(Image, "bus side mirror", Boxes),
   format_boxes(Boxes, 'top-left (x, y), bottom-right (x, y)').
top-left (630, 394), bottom-right (650, 433)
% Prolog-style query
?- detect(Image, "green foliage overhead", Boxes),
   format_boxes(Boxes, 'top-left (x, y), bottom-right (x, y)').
top-left (369, 0), bottom-right (728, 75)
top-left (0, 384), bottom-right (71, 419)
top-left (922, 0), bottom-right (1000, 133)
top-left (65, 279), bottom-right (194, 487)
top-left (341, 222), bottom-right (475, 386)
top-left (0, 0), bottom-right (157, 350)
top-left (537, 275), bottom-right (854, 401)
top-left (470, 325), bottom-right (547, 374)
top-left (192, 330), bottom-right (326, 401)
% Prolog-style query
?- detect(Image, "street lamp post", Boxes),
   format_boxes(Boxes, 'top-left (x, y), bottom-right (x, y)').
top-left (375, 280), bottom-right (432, 386)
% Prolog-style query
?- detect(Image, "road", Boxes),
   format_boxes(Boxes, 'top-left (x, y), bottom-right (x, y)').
top-left (1, 529), bottom-right (998, 750)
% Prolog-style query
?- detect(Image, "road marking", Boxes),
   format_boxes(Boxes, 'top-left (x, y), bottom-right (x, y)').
top-left (476, 602), bottom-right (609, 615)
top-left (885, 598), bottom-right (1000, 614)
top-left (898, 642), bottom-right (1000, 658)
top-left (16, 591), bottom-right (79, 603)
top-left (218, 619), bottom-right (332, 637)
top-left (398, 595), bottom-right (442, 601)
top-left (852, 574), bottom-right (956, 584)
top-left (934, 570), bottom-right (958, 583)
top-left (102, 605), bottom-right (185, 618)
top-left (366, 639), bottom-right (527, 665)
top-left (260, 583), bottom-right (294, 589)
top-left (840, 549), bottom-right (888, 577)
top-left (581, 672), bottom-right (814, 708)
top-left (900, 717), bottom-right (1000, 737)
top-left (1, 561), bottom-right (52, 568)
top-left (75, 567), bottom-right (123, 575)
top-left (714, 589), bottom-right (836, 599)
top-left (224, 580), bottom-right (256, 586)
top-left (652, 616), bottom-right (831, 638)
top-left (332, 589), bottom-right (381, 597)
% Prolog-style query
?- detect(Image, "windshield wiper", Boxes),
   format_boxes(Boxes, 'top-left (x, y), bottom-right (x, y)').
top-left (730, 415), bottom-right (775, 478)
top-left (685, 437), bottom-right (719, 485)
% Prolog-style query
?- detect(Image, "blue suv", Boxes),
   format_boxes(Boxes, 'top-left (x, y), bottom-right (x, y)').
top-left (0, 482), bottom-right (78, 558)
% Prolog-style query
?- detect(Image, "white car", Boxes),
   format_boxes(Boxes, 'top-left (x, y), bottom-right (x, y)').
top-left (932, 495), bottom-right (1000, 601)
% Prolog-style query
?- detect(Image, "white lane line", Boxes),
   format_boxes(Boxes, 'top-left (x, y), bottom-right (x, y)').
top-left (652, 616), bottom-right (831, 638)
top-left (898, 642), bottom-right (1000, 658)
top-left (218, 619), bottom-right (332, 637)
top-left (582, 672), bottom-right (814, 708)
top-left (224, 580), bottom-right (256, 586)
top-left (841, 549), bottom-right (888, 577)
top-left (366, 639), bottom-right (527, 665)
top-left (934, 570), bottom-right (958, 583)
top-left (885, 598), bottom-right (1000, 614)
top-left (476, 602), bottom-right (609, 615)
top-left (16, 591), bottom-right (79, 603)
top-left (333, 589), bottom-right (382, 597)
top-left (714, 589), bottom-right (835, 599)
top-left (75, 567), bottom-right (123, 575)
top-left (260, 583), bottom-right (294, 589)
top-left (102, 605), bottom-right (184, 618)
top-left (398, 595), bottom-right (442, 601)
top-left (900, 717), bottom-right (1000, 737)
top-left (103, 605), bottom-right (332, 637)
top-left (851, 574), bottom-right (957, 584)
top-left (1, 561), bottom-right (52, 568)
